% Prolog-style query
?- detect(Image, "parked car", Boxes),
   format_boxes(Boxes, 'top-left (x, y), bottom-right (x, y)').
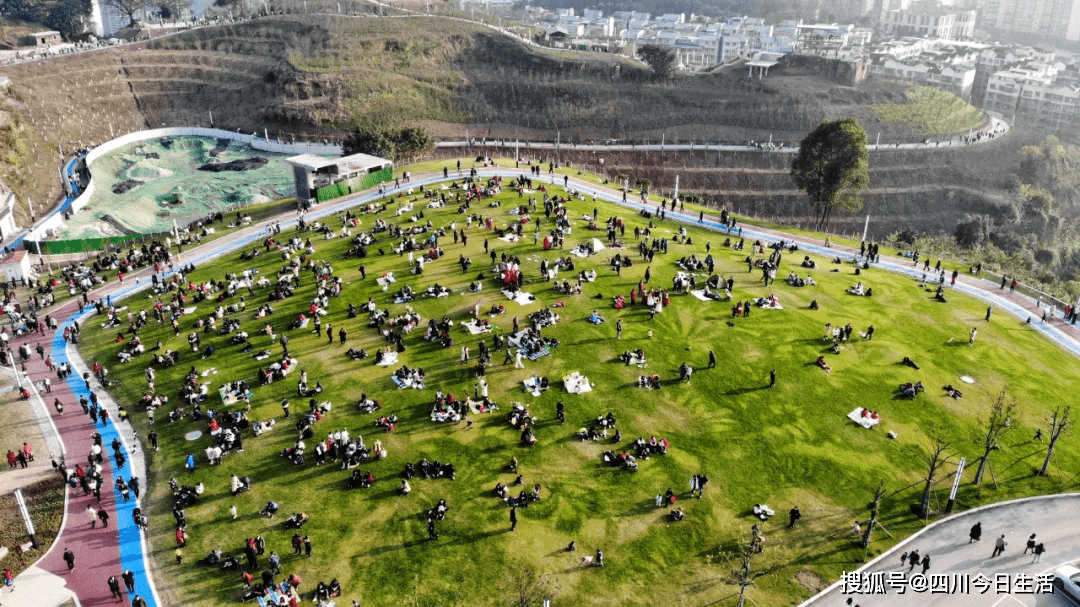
top-left (1054, 565), bottom-right (1080, 605)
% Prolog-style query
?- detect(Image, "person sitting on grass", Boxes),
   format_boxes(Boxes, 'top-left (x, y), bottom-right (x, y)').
top-left (815, 356), bottom-right (832, 373)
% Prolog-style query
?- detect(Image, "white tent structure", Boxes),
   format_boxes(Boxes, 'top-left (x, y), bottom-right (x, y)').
top-left (590, 238), bottom-right (606, 252)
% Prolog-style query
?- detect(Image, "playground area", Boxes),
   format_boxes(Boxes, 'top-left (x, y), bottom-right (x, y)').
top-left (54, 136), bottom-right (297, 239)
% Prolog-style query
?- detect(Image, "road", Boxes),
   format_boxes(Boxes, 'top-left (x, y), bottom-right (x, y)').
top-left (800, 494), bottom-right (1080, 607)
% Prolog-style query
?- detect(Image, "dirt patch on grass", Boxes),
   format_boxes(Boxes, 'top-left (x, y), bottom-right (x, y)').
top-left (796, 569), bottom-right (827, 593)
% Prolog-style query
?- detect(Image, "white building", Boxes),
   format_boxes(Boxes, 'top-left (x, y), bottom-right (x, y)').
top-left (0, 251), bottom-right (32, 283)
top-left (870, 57), bottom-right (977, 100)
top-left (981, 0), bottom-right (1080, 42)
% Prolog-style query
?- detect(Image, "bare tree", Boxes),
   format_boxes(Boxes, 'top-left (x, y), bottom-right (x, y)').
top-left (973, 387), bottom-right (1017, 487)
top-left (506, 564), bottom-right (558, 607)
top-left (1037, 406), bottom-right (1072, 477)
top-left (862, 479), bottom-right (887, 550)
top-left (103, 0), bottom-right (147, 27)
top-left (731, 524), bottom-right (776, 607)
top-left (908, 426), bottom-right (957, 517)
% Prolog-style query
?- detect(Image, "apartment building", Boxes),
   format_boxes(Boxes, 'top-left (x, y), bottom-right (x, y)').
top-left (980, 0), bottom-right (1080, 42)
top-left (879, 1), bottom-right (977, 39)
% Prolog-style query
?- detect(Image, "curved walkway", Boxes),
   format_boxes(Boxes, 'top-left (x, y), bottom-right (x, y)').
top-left (434, 115), bottom-right (1009, 153)
top-left (15, 163), bottom-right (1080, 607)
top-left (798, 494), bottom-right (1080, 607)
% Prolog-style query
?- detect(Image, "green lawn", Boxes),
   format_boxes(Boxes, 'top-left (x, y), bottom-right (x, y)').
top-left (80, 179), bottom-right (1080, 607)
top-left (870, 86), bottom-right (986, 136)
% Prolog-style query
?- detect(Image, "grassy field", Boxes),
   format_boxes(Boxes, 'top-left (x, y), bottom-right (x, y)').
top-left (79, 170), bottom-right (1080, 607)
top-left (0, 476), bottom-right (66, 575)
top-left (870, 86), bottom-right (986, 137)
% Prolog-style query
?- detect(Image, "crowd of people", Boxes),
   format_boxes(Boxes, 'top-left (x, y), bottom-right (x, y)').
top-left (19, 159), bottom-right (1064, 607)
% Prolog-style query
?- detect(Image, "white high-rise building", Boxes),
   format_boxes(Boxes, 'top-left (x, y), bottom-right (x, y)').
top-left (980, 0), bottom-right (1080, 41)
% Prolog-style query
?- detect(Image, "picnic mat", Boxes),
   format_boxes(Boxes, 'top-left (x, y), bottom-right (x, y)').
top-left (499, 234), bottom-right (522, 243)
top-left (375, 352), bottom-right (399, 367)
top-left (523, 379), bottom-right (543, 397)
top-left (847, 408), bottom-right (879, 429)
top-left (501, 289), bottom-right (536, 305)
top-left (563, 372), bottom-right (593, 394)
top-left (462, 321), bottom-right (492, 335)
top-left (689, 290), bottom-right (713, 302)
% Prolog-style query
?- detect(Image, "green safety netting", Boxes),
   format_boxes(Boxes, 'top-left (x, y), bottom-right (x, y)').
top-left (316, 167), bottom-right (393, 203)
top-left (55, 136), bottom-right (300, 240)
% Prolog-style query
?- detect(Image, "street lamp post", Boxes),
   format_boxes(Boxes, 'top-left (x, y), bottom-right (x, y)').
top-left (8, 347), bottom-right (22, 389)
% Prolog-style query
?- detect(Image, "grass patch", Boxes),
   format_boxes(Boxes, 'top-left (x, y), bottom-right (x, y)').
top-left (870, 86), bottom-right (985, 136)
top-left (79, 170), bottom-right (1080, 606)
top-left (0, 476), bottom-right (65, 575)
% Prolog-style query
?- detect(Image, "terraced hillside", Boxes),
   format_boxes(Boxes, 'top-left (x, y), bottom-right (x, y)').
top-left (436, 131), bottom-right (1032, 239)
top-left (0, 14), bottom-right (994, 227)
top-left (2, 51), bottom-right (146, 223)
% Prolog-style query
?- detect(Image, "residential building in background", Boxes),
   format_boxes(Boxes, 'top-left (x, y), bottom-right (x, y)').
top-left (879, 1), bottom-right (977, 39)
top-left (980, 0), bottom-right (1080, 42)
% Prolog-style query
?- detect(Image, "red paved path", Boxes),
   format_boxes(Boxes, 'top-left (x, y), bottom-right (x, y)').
top-left (13, 310), bottom-right (126, 607)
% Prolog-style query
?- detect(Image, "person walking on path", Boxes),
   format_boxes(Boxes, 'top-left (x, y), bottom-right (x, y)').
top-left (63, 548), bottom-right (75, 571)
top-left (788, 506), bottom-right (801, 529)
top-left (992, 534), bottom-right (1007, 557)
top-left (108, 576), bottom-right (122, 599)
top-left (906, 549), bottom-right (921, 573)
top-left (510, 506), bottom-right (518, 531)
top-left (123, 570), bottom-right (136, 593)
top-left (514, 350), bottom-right (525, 369)
top-left (969, 521), bottom-right (982, 543)
top-left (921, 554), bottom-right (931, 575)
top-left (87, 504), bottom-right (98, 528)
top-left (97, 507), bottom-right (110, 528)
top-left (1033, 542), bottom-right (1045, 563)
top-left (1024, 533), bottom-right (1037, 554)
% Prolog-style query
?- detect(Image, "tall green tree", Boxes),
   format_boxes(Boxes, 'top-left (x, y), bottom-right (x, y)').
top-left (342, 129), bottom-right (396, 160)
top-left (637, 44), bottom-right (677, 79)
top-left (393, 126), bottom-right (433, 164)
top-left (790, 118), bottom-right (870, 230)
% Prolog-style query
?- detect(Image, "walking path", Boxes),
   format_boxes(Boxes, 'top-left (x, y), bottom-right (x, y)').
top-left (799, 494), bottom-right (1080, 606)
top-left (12, 163), bottom-right (1079, 607)
top-left (434, 114), bottom-right (1008, 153)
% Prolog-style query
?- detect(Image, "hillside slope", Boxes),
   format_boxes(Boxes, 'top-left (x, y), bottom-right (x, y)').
top-left (0, 15), bottom-right (990, 226)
